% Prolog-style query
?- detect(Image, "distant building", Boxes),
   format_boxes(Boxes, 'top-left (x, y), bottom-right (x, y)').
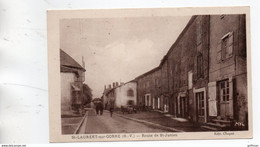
top-left (135, 67), bottom-right (164, 111)
top-left (60, 49), bottom-right (86, 116)
top-left (103, 81), bottom-right (137, 109)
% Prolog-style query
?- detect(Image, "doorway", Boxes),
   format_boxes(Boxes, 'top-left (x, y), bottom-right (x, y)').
top-left (180, 96), bottom-right (188, 118)
top-left (218, 79), bottom-right (231, 119)
top-left (196, 92), bottom-right (205, 122)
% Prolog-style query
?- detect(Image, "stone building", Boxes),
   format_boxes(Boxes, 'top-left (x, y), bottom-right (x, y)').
top-left (103, 81), bottom-right (137, 109)
top-left (134, 14), bottom-right (247, 130)
top-left (60, 49), bottom-right (86, 116)
top-left (135, 67), bottom-right (163, 111)
top-left (206, 14), bottom-right (247, 130)
top-left (165, 15), bottom-right (210, 122)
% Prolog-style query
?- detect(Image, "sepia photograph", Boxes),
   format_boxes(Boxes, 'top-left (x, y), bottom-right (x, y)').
top-left (48, 7), bottom-right (251, 142)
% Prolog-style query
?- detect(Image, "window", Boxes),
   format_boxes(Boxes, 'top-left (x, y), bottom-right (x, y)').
top-left (188, 71), bottom-right (193, 89)
top-left (196, 21), bottom-right (202, 45)
top-left (127, 89), bottom-right (134, 97)
top-left (197, 53), bottom-right (203, 78)
top-left (222, 35), bottom-right (229, 59)
top-left (218, 32), bottom-right (234, 61)
top-left (157, 79), bottom-right (161, 88)
top-left (219, 80), bottom-right (230, 101)
top-left (196, 92), bottom-right (205, 116)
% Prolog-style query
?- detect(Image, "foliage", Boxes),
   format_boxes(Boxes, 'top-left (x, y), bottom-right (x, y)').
top-left (83, 83), bottom-right (93, 105)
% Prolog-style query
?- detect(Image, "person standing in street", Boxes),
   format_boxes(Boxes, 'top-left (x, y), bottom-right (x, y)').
top-left (95, 103), bottom-right (100, 115)
top-left (100, 102), bottom-right (104, 115)
top-left (109, 106), bottom-right (114, 117)
top-left (95, 102), bottom-right (104, 115)
top-left (109, 101), bottom-right (114, 117)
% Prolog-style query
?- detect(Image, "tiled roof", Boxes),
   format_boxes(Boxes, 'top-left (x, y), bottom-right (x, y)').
top-left (60, 49), bottom-right (86, 72)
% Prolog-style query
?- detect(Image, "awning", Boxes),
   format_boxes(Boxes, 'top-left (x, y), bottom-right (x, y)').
top-left (71, 84), bottom-right (80, 91)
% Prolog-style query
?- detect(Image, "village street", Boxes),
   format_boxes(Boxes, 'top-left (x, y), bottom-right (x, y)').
top-left (75, 108), bottom-right (204, 134)
top-left (60, 15), bottom-right (248, 134)
top-left (77, 108), bottom-right (168, 134)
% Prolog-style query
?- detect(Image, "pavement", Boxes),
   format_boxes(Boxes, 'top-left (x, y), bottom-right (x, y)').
top-left (73, 108), bottom-right (203, 134)
top-left (61, 115), bottom-right (84, 134)
top-left (63, 108), bottom-right (203, 134)
top-left (113, 110), bottom-right (203, 132)
top-left (78, 108), bottom-right (168, 134)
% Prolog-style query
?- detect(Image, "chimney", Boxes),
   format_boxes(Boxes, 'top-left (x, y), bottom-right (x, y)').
top-left (104, 85), bottom-right (106, 90)
top-left (116, 82), bottom-right (119, 87)
top-left (113, 82), bottom-right (115, 88)
top-left (109, 84), bottom-right (111, 89)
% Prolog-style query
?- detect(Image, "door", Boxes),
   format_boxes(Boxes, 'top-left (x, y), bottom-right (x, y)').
top-left (164, 97), bottom-right (169, 112)
top-left (160, 95), bottom-right (164, 110)
top-left (145, 94), bottom-right (151, 107)
top-left (180, 97), bottom-right (184, 117)
top-left (146, 95), bottom-right (149, 106)
top-left (218, 80), bottom-right (230, 119)
top-left (196, 92), bottom-right (205, 122)
top-left (180, 97), bottom-right (188, 118)
top-left (158, 97), bottom-right (160, 110)
top-left (153, 97), bottom-right (155, 109)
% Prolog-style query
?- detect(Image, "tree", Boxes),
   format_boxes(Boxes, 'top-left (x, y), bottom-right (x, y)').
top-left (83, 83), bottom-right (93, 105)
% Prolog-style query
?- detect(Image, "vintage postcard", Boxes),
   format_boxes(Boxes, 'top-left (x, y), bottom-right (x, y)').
top-left (47, 7), bottom-right (252, 142)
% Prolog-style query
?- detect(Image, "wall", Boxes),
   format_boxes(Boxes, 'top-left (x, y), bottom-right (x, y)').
top-left (209, 15), bottom-right (240, 82)
top-left (166, 16), bottom-right (210, 118)
top-left (60, 73), bottom-right (75, 115)
top-left (115, 82), bottom-right (137, 107)
top-left (208, 15), bottom-right (247, 126)
top-left (160, 60), bottom-right (168, 94)
top-left (136, 68), bottom-right (161, 107)
top-left (152, 68), bottom-right (162, 109)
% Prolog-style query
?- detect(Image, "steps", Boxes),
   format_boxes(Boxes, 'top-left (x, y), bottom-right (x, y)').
top-left (212, 119), bottom-right (232, 127)
top-left (201, 125), bottom-right (219, 131)
top-left (200, 118), bottom-right (232, 131)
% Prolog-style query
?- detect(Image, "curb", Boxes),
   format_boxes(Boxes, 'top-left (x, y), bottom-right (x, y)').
top-left (73, 111), bottom-right (88, 134)
top-left (111, 111), bottom-right (184, 132)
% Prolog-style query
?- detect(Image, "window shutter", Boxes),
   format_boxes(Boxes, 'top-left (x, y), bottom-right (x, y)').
top-left (208, 82), bottom-right (217, 116)
top-left (227, 32), bottom-right (234, 58)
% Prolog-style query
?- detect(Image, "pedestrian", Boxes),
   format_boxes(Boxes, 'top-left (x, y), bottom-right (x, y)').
top-left (95, 103), bottom-right (100, 115)
top-left (109, 106), bottom-right (114, 117)
top-left (109, 102), bottom-right (114, 117)
top-left (100, 102), bottom-right (104, 115)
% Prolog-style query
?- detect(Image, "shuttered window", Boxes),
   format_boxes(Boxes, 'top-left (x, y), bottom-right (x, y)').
top-left (127, 89), bottom-right (134, 97)
top-left (217, 32), bottom-right (234, 62)
top-left (196, 21), bottom-right (202, 45)
top-left (197, 53), bottom-right (203, 78)
top-left (196, 92), bottom-right (205, 116)
top-left (219, 80), bottom-right (230, 101)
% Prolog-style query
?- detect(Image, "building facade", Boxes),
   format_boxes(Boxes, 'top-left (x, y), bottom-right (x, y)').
top-left (207, 15), bottom-right (247, 129)
top-left (103, 81), bottom-right (137, 109)
top-left (135, 67), bottom-right (164, 111)
top-left (60, 49), bottom-right (86, 116)
top-left (134, 15), bottom-right (247, 130)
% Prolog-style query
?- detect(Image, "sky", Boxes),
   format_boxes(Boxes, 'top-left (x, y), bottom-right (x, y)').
top-left (60, 16), bottom-right (191, 98)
